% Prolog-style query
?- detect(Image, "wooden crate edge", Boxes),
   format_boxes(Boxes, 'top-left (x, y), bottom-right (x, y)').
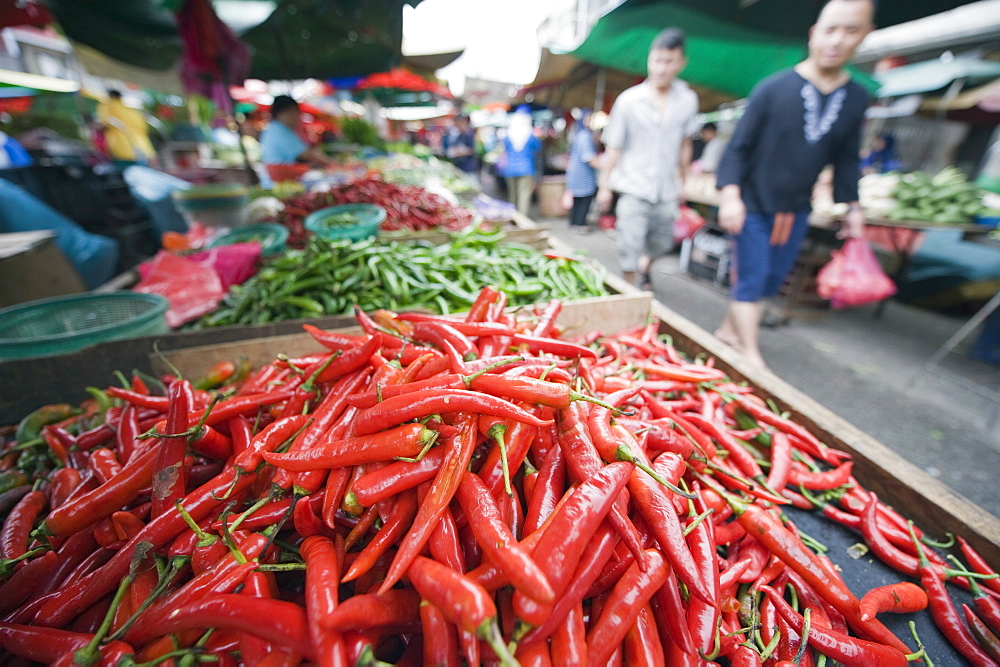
top-left (651, 300), bottom-right (1000, 563)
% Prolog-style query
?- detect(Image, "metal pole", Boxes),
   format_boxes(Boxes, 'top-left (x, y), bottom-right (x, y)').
top-left (594, 66), bottom-right (606, 113)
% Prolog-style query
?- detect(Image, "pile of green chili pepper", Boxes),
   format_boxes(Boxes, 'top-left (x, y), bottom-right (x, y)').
top-left (1, 287), bottom-right (999, 665)
top-left (194, 228), bottom-right (607, 328)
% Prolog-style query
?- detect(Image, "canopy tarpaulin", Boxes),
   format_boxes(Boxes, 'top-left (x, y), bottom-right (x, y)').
top-left (519, 47), bottom-right (732, 112)
top-left (240, 0), bottom-right (423, 81)
top-left (43, 0), bottom-right (182, 71)
top-left (569, 0), bottom-right (975, 100)
top-left (876, 57), bottom-right (1000, 98)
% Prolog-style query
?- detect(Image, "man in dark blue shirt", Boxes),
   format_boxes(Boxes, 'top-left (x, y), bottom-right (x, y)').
top-left (713, 0), bottom-right (874, 370)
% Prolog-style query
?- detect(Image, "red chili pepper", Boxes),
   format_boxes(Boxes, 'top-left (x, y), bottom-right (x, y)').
top-left (378, 414), bottom-right (480, 593)
top-left (858, 582), bottom-right (929, 621)
top-left (967, 576), bottom-right (1000, 637)
top-left (43, 444), bottom-right (159, 537)
top-left (787, 460), bottom-right (854, 490)
top-left (622, 603), bottom-right (666, 667)
top-left (455, 472), bottom-right (554, 604)
top-left (264, 422), bottom-right (436, 470)
top-left (960, 537), bottom-right (1000, 597)
top-left (301, 535), bottom-right (348, 665)
top-left (723, 490), bottom-right (913, 656)
top-left (586, 549), bottom-right (671, 666)
top-left (522, 443), bottom-right (566, 535)
top-left (88, 447), bottom-right (122, 484)
top-left (349, 446), bottom-right (445, 508)
top-left (151, 380), bottom-right (193, 519)
top-left (0, 489), bottom-right (45, 562)
top-left (964, 604), bottom-right (1000, 663)
top-left (0, 551), bottom-right (57, 616)
top-left (913, 528), bottom-right (997, 666)
top-left (34, 465), bottom-right (257, 629)
top-left (351, 389), bottom-right (553, 437)
top-left (149, 594), bottom-right (314, 659)
top-left (508, 331), bottom-right (597, 359)
top-left (407, 555), bottom-right (514, 664)
top-left (322, 589), bottom-right (422, 631)
top-left (0, 623), bottom-right (134, 664)
top-left (550, 601), bottom-right (587, 665)
top-left (343, 489), bottom-right (418, 582)
top-left (106, 386), bottom-right (170, 411)
top-left (513, 461), bottom-right (635, 626)
top-left (759, 585), bottom-right (908, 666)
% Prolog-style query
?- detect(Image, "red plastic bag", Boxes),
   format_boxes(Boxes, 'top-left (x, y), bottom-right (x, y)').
top-left (187, 242), bottom-right (262, 290)
top-left (134, 251), bottom-right (225, 328)
top-left (673, 204), bottom-right (706, 243)
top-left (816, 238), bottom-right (897, 309)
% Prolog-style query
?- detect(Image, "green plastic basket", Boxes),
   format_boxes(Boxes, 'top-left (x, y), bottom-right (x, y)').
top-left (304, 204), bottom-right (387, 242)
top-left (208, 223), bottom-right (289, 255)
top-left (0, 292), bottom-right (170, 360)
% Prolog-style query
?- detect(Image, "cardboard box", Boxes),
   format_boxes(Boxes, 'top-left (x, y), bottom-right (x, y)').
top-left (0, 231), bottom-right (86, 308)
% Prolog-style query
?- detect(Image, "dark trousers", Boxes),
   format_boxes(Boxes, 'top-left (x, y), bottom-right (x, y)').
top-left (570, 194), bottom-right (594, 227)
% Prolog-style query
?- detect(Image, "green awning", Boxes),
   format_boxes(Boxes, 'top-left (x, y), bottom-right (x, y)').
top-left (571, 4), bottom-right (808, 99)
top-left (240, 0), bottom-right (422, 81)
top-left (570, 0), bottom-right (971, 100)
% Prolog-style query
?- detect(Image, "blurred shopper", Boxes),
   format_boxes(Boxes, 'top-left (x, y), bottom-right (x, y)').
top-left (565, 111), bottom-right (601, 234)
top-left (98, 90), bottom-right (156, 165)
top-left (259, 95), bottom-right (334, 170)
top-left (499, 105), bottom-right (542, 216)
top-left (597, 28), bottom-right (699, 288)
top-left (0, 129), bottom-right (32, 168)
top-left (692, 122), bottom-right (716, 163)
top-left (443, 114), bottom-right (478, 175)
top-left (860, 132), bottom-right (901, 173)
top-left (713, 0), bottom-right (872, 369)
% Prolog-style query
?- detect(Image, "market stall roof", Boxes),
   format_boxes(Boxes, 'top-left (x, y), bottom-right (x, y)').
top-left (239, 0), bottom-right (423, 81)
top-left (0, 69), bottom-right (79, 93)
top-left (920, 77), bottom-right (1000, 112)
top-left (875, 57), bottom-right (1000, 98)
top-left (518, 47), bottom-right (732, 112)
top-left (569, 0), bottom-right (975, 100)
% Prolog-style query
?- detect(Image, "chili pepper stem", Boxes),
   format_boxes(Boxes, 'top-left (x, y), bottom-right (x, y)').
top-left (793, 607), bottom-right (812, 664)
top-left (922, 532), bottom-right (956, 549)
top-left (570, 390), bottom-right (635, 415)
top-left (0, 545), bottom-right (46, 577)
top-left (682, 508), bottom-right (714, 537)
top-left (226, 495), bottom-right (272, 535)
top-left (256, 563), bottom-right (308, 571)
top-left (174, 499), bottom-right (215, 548)
top-left (355, 645), bottom-right (394, 667)
top-left (109, 555), bottom-right (189, 642)
top-left (908, 620), bottom-right (935, 666)
top-left (487, 423), bottom-right (513, 497)
top-left (74, 572), bottom-right (134, 665)
top-left (461, 357), bottom-right (526, 384)
top-left (616, 444), bottom-right (697, 499)
top-left (479, 618), bottom-right (519, 667)
top-left (391, 428), bottom-right (440, 464)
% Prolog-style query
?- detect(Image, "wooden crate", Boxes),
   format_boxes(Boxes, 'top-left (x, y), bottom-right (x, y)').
top-left (153, 292), bottom-right (654, 380)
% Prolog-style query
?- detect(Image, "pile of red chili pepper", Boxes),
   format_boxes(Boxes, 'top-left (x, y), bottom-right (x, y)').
top-left (3, 285), bottom-right (1000, 666)
top-left (273, 177), bottom-right (475, 248)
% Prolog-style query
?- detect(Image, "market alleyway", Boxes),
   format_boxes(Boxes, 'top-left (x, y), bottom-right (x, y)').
top-left (529, 205), bottom-right (1000, 519)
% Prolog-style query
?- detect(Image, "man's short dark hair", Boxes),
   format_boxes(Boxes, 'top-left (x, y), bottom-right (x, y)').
top-left (108, 90), bottom-right (122, 100)
top-left (703, 122), bottom-right (717, 133)
top-left (271, 95), bottom-right (299, 117)
top-left (650, 28), bottom-right (685, 53)
top-left (818, 0), bottom-right (878, 20)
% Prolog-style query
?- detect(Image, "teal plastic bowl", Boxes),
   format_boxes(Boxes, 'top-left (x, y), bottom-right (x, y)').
top-left (209, 223), bottom-right (289, 255)
top-left (0, 292), bottom-right (169, 360)
top-left (304, 204), bottom-right (387, 241)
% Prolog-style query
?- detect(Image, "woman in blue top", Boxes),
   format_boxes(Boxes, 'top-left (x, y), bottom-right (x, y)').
top-left (499, 106), bottom-right (541, 216)
top-left (564, 111), bottom-right (601, 233)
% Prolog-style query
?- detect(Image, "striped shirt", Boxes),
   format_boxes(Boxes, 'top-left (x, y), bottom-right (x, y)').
top-left (565, 128), bottom-right (598, 196)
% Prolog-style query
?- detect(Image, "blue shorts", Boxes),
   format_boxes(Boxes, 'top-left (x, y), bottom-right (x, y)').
top-left (730, 211), bottom-right (811, 302)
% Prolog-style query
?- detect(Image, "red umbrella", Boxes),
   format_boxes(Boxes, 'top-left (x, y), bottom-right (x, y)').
top-left (357, 68), bottom-right (451, 97)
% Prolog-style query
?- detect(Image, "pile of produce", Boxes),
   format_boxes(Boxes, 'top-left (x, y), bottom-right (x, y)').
top-left (370, 154), bottom-right (478, 194)
top-left (886, 167), bottom-right (996, 225)
top-left (195, 229), bottom-right (607, 327)
top-left (2, 287), bottom-right (999, 665)
top-left (272, 177), bottom-right (475, 248)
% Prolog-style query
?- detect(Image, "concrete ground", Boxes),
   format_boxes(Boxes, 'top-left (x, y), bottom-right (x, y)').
top-left (530, 206), bottom-right (1000, 518)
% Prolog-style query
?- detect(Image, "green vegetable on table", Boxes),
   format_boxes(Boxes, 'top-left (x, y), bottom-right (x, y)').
top-left (193, 228), bottom-right (608, 327)
top-left (886, 167), bottom-right (988, 225)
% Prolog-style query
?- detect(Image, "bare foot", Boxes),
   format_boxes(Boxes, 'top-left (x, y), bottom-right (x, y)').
top-left (740, 352), bottom-right (771, 373)
top-left (713, 329), bottom-right (741, 350)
